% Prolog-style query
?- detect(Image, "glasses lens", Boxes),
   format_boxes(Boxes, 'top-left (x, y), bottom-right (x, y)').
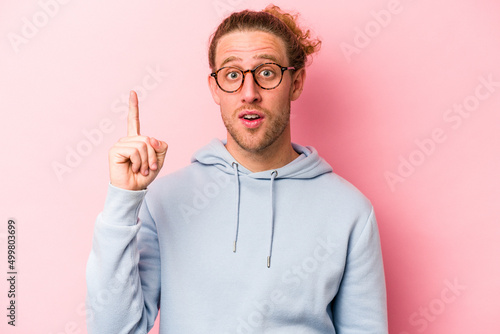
top-left (254, 63), bottom-right (282, 89)
top-left (216, 63), bottom-right (284, 92)
top-left (217, 67), bottom-right (243, 92)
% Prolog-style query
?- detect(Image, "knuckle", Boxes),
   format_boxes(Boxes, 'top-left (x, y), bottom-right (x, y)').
top-left (138, 142), bottom-right (148, 153)
top-left (131, 148), bottom-right (141, 159)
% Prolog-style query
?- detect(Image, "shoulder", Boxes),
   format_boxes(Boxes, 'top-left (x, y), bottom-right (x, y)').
top-left (313, 171), bottom-right (373, 213)
top-left (148, 162), bottom-right (207, 192)
top-left (144, 162), bottom-right (228, 203)
top-left (313, 172), bottom-right (377, 254)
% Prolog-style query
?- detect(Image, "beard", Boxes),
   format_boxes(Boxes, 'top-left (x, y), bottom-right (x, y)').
top-left (221, 103), bottom-right (291, 154)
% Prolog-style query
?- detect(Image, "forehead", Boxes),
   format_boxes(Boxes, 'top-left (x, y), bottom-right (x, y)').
top-left (215, 30), bottom-right (287, 68)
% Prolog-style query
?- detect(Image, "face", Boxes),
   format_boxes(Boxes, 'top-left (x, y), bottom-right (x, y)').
top-left (208, 30), bottom-right (305, 154)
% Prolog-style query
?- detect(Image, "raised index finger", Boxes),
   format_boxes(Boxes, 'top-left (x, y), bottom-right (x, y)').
top-left (127, 90), bottom-right (140, 136)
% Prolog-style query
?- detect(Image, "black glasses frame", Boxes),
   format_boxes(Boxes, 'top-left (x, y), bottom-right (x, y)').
top-left (210, 62), bottom-right (296, 93)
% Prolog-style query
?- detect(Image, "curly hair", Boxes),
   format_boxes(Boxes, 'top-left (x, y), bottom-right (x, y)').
top-left (208, 4), bottom-right (321, 71)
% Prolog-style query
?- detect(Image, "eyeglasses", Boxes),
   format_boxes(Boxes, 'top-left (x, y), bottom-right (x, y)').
top-left (210, 62), bottom-right (295, 93)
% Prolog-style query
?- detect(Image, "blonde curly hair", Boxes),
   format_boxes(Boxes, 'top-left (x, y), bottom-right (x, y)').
top-left (208, 4), bottom-right (321, 71)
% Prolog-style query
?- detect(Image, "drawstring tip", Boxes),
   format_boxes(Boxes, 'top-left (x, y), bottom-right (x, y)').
top-left (233, 241), bottom-right (237, 253)
top-left (267, 256), bottom-right (271, 268)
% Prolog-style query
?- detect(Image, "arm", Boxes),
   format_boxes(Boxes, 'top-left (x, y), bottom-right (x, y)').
top-left (86, 91), bottom-right (167, 333)
top-left (332, 208), bottom-right (388, 333)
top-left (86, 185), bottom-right (160, 333)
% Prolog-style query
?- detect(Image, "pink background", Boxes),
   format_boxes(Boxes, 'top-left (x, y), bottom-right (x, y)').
top-left (1, 0), bottom-right (499, 333)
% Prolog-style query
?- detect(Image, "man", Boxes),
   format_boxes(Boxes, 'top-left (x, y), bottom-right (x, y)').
top-left (86, 5), bottom-right (388, 333)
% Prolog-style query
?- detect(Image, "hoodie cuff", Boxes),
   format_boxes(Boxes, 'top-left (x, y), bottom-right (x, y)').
top-left (101, 183), bottom-right (148, 226)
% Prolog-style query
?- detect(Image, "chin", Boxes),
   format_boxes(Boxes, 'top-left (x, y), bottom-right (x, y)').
top-left (233, 133), bottom-right (276, 153)
top-left (224, 116), bottom-right (287, 154)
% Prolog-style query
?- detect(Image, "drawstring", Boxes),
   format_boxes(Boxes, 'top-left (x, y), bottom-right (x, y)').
top-left (231, 163), bottom-right (278, 269)
top-left (268, 170), bottom-right (278, 268)
top-left (232, 162), bottom-right (241, 253)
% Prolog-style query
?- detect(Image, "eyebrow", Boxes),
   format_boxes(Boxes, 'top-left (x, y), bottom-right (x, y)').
top-left (254, 54), bottom-right (280, 63)
top-left (219, 54), bottom-right (281, 68)
top-left (220, 56), bottom-right (241, 68)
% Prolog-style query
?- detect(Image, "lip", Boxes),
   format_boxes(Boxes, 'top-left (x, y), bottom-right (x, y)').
top-left (238, 110), bottom-right (265, 119)
top-left (238, 110), bottom-right (265, 129)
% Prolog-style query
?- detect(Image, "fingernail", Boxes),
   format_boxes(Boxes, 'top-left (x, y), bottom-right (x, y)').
top-left (144, 169), bottom-right (149, 176)
top-left (151, 137), bottom-right (159, 147)
top-left (151, 163), bottom-right (157, 170)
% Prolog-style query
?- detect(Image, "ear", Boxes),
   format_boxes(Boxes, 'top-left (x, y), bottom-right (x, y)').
top-left (290, 68), bottom-right (306, 101)
top-left (208, 75), bottom-right (221, 105)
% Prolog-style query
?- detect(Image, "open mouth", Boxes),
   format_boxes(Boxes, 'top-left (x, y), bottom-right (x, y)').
top-left (242, 114), bottom-right (261, 120)
top-left (238, 110), bottom-right (265, 119)
top-left (239, 110), bottom-right (265, 128)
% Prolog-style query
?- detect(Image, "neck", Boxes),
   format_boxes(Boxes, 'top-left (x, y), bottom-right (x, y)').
top-left (225, 128), bottom-right (299, 173)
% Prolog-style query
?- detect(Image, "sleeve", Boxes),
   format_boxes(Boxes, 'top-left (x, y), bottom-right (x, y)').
top-left (86, 184), bottom-right (161, 334)
top-left (331, 207), bottom-right (388, 333)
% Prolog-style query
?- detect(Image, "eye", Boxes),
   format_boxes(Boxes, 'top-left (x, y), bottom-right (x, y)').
top-left (226, 70), bottom-right (241, 80)
top-left (258, 67), bottom-right (276, 79)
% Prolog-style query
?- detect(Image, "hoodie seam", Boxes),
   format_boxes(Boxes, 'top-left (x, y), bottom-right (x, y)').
top-left (347, 205), bottom-right (375, 257)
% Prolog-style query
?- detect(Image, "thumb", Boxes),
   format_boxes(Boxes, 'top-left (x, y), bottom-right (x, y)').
top-left (150, 137), bottom-right (168, 168)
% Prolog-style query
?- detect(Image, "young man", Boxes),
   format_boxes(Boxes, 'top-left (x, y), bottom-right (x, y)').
top-left (86, 5), bottom-right (388, 333)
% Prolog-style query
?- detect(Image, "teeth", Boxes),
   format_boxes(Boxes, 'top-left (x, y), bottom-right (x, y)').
top-left (243, 114), bottom-right (259, 120)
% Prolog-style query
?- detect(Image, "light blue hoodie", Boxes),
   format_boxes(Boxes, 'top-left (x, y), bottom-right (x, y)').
top-left (86, 139), bottom-right (388, 333)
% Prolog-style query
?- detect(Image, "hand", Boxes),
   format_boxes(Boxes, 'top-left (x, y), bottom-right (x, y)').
top-left (108, 91), bottom-right (168, 190)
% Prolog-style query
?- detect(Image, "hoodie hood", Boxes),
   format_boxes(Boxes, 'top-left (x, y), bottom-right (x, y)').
top-left (191, 138), bottom-right (333, 179)
top-left (190, 138), bottom-right (333, 268)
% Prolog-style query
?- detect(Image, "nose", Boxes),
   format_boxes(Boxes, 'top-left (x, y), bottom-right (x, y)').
top-left (239, 71), bottom-right (262, 104)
